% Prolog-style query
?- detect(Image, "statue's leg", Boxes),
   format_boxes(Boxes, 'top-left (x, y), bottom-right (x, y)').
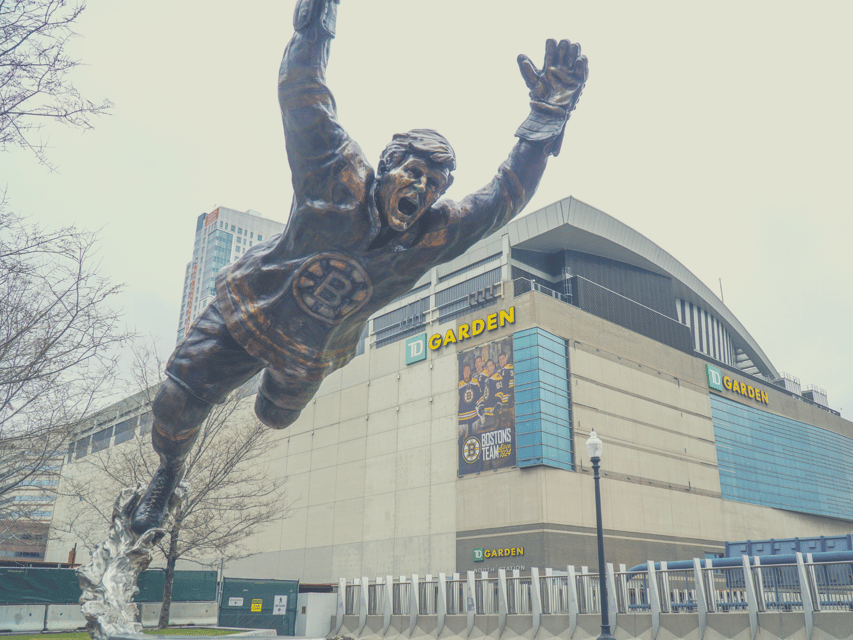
top-left (254, 363), bottom-right (325, 429)
top-left (131, 302), bottom-right (263, 534)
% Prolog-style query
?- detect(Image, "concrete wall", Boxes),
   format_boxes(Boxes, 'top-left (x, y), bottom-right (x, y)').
top-left (295, 592), bottom-right (337, 637)
top-left (0, 605), bottom-right (45, 633)
top-left (44, 604), bottom-right (88, 631)
top-left (0, 601), bottom-right (216, 633)
top-left (139, 602), bottom-right (218, 627)
top-left (336, 611), bottom-right (853, 640)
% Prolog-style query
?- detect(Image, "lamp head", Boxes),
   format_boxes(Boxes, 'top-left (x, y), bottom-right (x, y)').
top-left (586, 429), bottom-right (603, 460)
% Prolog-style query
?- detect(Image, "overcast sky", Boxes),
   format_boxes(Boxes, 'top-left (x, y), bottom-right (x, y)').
top-left (2, 0), bottom-right (851, 418)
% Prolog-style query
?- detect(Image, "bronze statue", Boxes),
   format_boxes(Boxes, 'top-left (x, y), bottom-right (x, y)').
top-left (131, 0), bottom-right (588, 534)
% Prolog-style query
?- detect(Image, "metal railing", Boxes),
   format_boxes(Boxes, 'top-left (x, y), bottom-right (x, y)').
top-left (334, 554), bottom-right (853, 638)
top-left (513, 277), bottom-right (570, 302)
top-left (811, 561), bottom-right (853, 611)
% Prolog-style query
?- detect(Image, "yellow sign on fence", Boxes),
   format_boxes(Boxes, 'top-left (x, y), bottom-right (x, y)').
top-left (251, 599), bottom-right (263, 612)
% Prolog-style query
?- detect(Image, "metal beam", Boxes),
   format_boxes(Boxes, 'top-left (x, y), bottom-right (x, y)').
top-left (530, 567), bottom-right (542, 639)
top-left (692, 558), bottom-right (707, 640)
top-left (646, 562), bottom-right (661, 640)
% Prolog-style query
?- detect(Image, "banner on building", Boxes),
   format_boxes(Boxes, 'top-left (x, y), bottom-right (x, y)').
top-left (457, 336), bottom-right (515, 475)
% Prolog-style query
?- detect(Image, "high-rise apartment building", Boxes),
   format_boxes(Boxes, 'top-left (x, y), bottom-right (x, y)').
top-left (177, 207), bottom-right (285, 344)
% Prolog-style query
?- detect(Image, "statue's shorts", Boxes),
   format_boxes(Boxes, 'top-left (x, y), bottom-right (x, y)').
top-left (164, 302), bottom-right (323, 429)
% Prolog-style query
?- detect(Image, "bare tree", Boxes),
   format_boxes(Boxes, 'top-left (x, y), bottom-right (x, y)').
top-left (1, 0), bottom-right (112, 168)
top-left (0, 190), bottom-right (124, 552)
top-left (56, 343), bottom-right (289, 628)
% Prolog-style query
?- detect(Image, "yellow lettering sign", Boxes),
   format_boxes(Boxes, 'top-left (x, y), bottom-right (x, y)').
top-left (720, 374), bottom-right (770, 406)
top-left (499, 307), bottom-right (515, 327)
top-left (426, 307), bottom-right (517, 352)
top-left (480, 546), bottom-right (525, 561)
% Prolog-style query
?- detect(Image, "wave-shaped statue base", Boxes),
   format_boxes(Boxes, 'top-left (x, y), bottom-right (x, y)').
top-left (77, 482), bottom-right (187, 640)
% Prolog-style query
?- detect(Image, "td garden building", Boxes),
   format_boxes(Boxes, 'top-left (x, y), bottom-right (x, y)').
top-left (109, 198), bottom-right (853, 580)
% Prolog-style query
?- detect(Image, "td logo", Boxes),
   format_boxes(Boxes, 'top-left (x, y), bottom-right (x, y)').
top-left (706, 364), bottom-right (723, 392)
top-left (473, 548), bottom-right (485, 562)
top-left (405, 333), bottom-right (427, 365)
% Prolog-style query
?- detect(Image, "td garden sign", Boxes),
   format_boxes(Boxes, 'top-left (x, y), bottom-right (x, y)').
top-left (706, 364), bottom-right (769, 405)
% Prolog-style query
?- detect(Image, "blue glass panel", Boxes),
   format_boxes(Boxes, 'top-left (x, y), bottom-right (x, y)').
top-left (711, 395), bottom-right (853, 521)
top-left (511, 327), bottom-right (573, 472)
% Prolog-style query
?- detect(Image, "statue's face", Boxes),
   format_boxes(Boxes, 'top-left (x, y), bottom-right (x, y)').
top-left (377, 155), bottom-right (450, 231)
top-left (487, 361), bottom-right (495, 376)
top-left (463, 365), bottom-right (471, 382)
top-left (475, 357), bottom-right (483, 373)
top-left (499, 354), bottom-right (507, 367)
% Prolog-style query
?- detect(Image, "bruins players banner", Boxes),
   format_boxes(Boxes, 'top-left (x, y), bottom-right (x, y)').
top-left (457, 336), bottom-right (515, 475)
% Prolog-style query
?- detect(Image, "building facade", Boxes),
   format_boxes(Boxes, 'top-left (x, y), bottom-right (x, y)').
top-left (0, 459), bottom-right (61, 562)
top-left (49, 196), bottom-right (852, 583)
top-left (177, 207), bottom-right (285, 343)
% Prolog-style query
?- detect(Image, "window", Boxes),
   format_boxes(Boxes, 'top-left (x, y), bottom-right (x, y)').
top-left (238, 228), bottom-right (243, 234)
top-left (139, 412), bottom-right (153, 436)
top-left (250, 232), bottom-right (254, 238)
top-left (20, 478), bottom-right (58, 487)
top-left (258, 235), bottom-right (263, 241)
top-left (231, 224), bottom-right (236, 231)
top-left (91, 427), bottom-right (113, 453)
top-left (75, 436), bottom-right (90, 460)
top-left (711, 395), bottom-right (853, 521)
top-left (114, 417), bottom-right (136, 445)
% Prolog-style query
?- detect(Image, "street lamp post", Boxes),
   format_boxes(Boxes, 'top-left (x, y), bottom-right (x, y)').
top-left (586, 429), bottom-right (615, 640)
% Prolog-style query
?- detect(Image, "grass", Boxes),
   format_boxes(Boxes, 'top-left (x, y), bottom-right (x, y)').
top-left (143, 630), bottom-right (239, 636)
top-left (0, 635), bottom-right (88, 640)
top-left (1, 629), bottom-right (241, 640)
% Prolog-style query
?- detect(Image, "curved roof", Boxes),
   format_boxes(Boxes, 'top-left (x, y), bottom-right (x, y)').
top-left (505, 196), bottom-right (779, 379)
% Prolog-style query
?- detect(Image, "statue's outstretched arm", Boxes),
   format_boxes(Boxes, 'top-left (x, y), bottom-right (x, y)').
top-left (278, 0), bottom-right (348, 189)
top-left (445, 40), bottom-right (588, 256)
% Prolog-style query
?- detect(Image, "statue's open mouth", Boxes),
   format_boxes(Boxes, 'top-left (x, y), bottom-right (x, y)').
top-left (399, 197), bottom-right (418, 217)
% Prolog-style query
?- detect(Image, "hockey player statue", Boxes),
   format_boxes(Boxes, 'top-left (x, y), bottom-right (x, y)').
top-left (130, 0), bottom-right (589, 534)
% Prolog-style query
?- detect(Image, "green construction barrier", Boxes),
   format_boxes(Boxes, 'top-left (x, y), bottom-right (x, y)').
top-left (219, 577), bottom-right (299, 636)
top-left (136, 570), bottom-right (218, 602)
top-left (0, 568), bottom-right (217, 605)
top-left (0, 568), bottom-right (80, 604)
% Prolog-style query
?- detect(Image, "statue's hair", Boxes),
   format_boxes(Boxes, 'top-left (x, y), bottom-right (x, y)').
top-left (378, 129), bottom-right (456, 182)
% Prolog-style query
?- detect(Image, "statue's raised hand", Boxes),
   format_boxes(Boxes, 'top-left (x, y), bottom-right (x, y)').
top-left (518, 39), bottom-right (588, 116)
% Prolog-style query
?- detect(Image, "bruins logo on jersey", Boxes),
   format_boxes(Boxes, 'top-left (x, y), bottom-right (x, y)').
top-left (293, 252), bottom-right (373, 324)
top-left (464, 388), bottom-right (475, 403)
top-left (462, 436), bottom-right (481, 463)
